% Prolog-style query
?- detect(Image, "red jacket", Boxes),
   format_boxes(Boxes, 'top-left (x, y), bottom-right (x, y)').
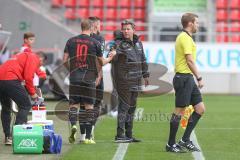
top-left (0, 52), bottom-right (40, 96)
top-left (20, 43), bottom-right (32, 53)
top-left (20, 44), bottom-right (46, 79)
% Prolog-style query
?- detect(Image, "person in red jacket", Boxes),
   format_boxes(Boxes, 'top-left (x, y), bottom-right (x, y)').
top-left (20, 32), bottom-right (35, 53)
top-left (0, 51), bottom-right (45, 144)
top-left (20, 32), bottom-right (47, 83)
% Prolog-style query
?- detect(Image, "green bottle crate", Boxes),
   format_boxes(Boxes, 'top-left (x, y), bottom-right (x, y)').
top-left (13, 125), bottom-right (43, 154)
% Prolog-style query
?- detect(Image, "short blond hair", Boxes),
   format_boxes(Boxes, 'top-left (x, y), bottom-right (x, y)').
top-left (81, 19), bottom-right (91, 31)
top-left (181, 13), bottom-right (198, 28)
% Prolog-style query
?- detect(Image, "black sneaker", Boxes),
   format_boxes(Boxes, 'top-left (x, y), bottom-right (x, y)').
top-left (178, 140), bottom-right (200, 152)
top-left (128, 137), bottom-right (141, 143)
top-left (114, 135), bottom-right (132, 143)
top-left (5, 137), bottom-right (12, 145)
top-left (166, 144), bottom-right (187, 153)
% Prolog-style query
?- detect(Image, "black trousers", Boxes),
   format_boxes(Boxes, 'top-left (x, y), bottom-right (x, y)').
top-left (116, 88), bottom-right (138, 137)
top-left (0, 80), bottom-right (32, 137)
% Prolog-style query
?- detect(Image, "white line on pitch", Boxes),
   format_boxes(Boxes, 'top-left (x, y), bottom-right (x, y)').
top-left (197, 128), bottom-right (240, 130)
top-left (112, 143), bottom-right (129, 160)
top-left (191, 130), bottom-right (205, 160)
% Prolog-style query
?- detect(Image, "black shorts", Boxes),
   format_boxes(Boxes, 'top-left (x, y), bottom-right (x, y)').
top-left (69, 81), bottom-right (96, 105)
top-left (173, 73), bottom-right (202, 108)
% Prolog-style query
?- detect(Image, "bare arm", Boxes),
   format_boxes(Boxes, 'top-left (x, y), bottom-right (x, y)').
top-left (63, 52), bottom-right (69, 69)
top-left (63, 52), bottom-right (69, 63)
top-left (97, 57), bottom-right (112, 66)
top-left (95, 58), bottom-right (103, 86)
top-left (97, 50), bottom-right (116, 66)
top-left (186, 54), bottom-right (200, 78)
top-left (186, 54), bottom-right (203, 88)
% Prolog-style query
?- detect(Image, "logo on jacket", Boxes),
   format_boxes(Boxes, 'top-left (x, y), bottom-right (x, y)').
top-left (120, 41), bottom-right (131, 49)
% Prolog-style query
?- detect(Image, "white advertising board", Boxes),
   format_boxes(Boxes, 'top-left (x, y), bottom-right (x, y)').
top-left (143, 42), bottom-right (240, 73)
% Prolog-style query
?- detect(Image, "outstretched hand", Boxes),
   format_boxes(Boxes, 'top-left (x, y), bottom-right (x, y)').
top-left (144, 78), bottom-right (149, 87)
top-left (32, 97), bottom-right (44, 106)
top-left (108, 50), bottom-right (116, 60)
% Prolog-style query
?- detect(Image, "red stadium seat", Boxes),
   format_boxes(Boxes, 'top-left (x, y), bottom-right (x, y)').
top-left (230, 22), bottom-right (240, 32)
top-left (77, 0), bottom-right (89, 7)
top-left (134, 9), bottom-right (146, 20)
top-left (90, 8), bottom-right (103, 19)
top-left (216, 22), bottom-right (228, 32)
top-left (105, 34), bottom-right (114, 41)
top-left (230, 0), bottom-right (240, 9)
top-left (119, 0), bottom-right (131, 8)
top-left (105, 8), bottom-right (117, 20)
top-left (216, 34), bottom-right (228, 42)
top-left (104, 21), bottom-right (117, 31)
top-left (216, 0), bottom-right (228, 9)
top-left (216, 9), bottom-right (228, 21)
top-left (106, 0), bottom-right (118, 7)
top-left (139, 35), bottom-right (146, 41)
top-left (51, 0), bottom-right (63, 8)
top-left (64, 0), bottom-right (76, 8)
top-left (64, 8), bottom-right (76, 20)
top-left (135, 21), bottom-right (145, 31)
top-left (229, 9), bottom-right (240, 21)
top-left (92, 0), bottom-right (104, 7)
top-left (76, 8), bottom-right (89, 19)
top-left (135, 0), bottom-right (146, 8)
top-left (229, 35), bottom-right (240, 42)
top-left (119, 9), bottom-right (131, 19)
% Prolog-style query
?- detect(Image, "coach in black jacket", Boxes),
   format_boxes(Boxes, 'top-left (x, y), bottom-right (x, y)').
top-left (112, 20), bottom-right (149, 143)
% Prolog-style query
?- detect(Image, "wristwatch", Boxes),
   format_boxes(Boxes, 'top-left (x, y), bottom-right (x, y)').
top-left (197, 77), bottom-right (202, 81)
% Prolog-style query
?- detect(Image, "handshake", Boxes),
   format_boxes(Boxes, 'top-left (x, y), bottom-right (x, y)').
top-left (32, 97), bottom-right (44, 106)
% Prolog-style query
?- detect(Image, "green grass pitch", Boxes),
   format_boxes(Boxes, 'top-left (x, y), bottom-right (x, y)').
top-left (62, 94), bottom-right (240, 160)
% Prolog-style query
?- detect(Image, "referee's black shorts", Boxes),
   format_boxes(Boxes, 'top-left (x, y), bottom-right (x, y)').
top-left (69, 81), bottom-right (96, 105)
top-left (173, 73), bottom-right (202, 108)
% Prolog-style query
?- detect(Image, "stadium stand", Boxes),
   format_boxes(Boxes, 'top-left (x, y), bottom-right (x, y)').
top-left (106, 0), bottom-right (117, 8)
top-left (63, 0), bottom-right (76, 8)
top-left (51, 0), bottom-right (63, 8)
top-left (105, 9), bottom-right (117, 20)
top-left (78, 0), bottom-right (89, 7)
top-left (64, 8), bottom-right (76, 20)
top-left (216, 0), bottom-right (228, 9)
top-left (29, 0), bottom-right (237, 43)
top-left (135, 0), bottom-right (146, 8)
top-left (92, 0), bottom-right (104, 7)
top-left (216, 0), bottom-right (240, 42)
top-left (50, 0), bottom-right (147, 41)
top-left (230, 0), bottom-right (240, 9)
top-left (76, 8), bottom-right (89, 19)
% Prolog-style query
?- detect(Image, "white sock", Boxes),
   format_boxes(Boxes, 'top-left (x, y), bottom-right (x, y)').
top-left (80, 134), bottom-right (86, 141)
top-left (91, 126), bottom-right (95, 139)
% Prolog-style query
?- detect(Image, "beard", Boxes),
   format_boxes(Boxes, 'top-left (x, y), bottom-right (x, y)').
top-left (192, 28), bottom-right (197, 33)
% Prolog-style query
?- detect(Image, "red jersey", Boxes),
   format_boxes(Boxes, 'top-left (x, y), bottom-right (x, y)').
top-left (0, 52), bottom-right (40, 96)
